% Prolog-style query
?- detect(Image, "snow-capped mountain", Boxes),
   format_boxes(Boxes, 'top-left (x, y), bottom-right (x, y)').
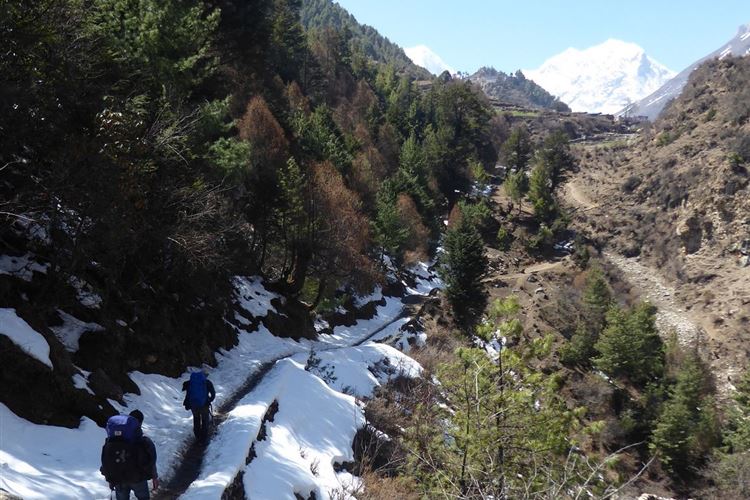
top-left (405, 44), bottom-right (456, 75)
top-left (524, 39), bottom-right (676, 114)
top-left (620, 23), bottom-right (750, 120)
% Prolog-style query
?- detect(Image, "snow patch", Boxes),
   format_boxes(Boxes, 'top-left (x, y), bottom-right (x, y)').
top-left (181, 358), bottom-right (366, 500)
top-left (233, 276), bottom-right (280, 318)
top-left (72, 372), bottom-right (95, 395)
top-left (67, 276), bottom-right (102, 309)
top-left (0, 264), bottom-right (440, 499)
top-left (300, 343), bottom-right (422, 398)
top-left (0, 254), bottom-right (48, 281)
top-left (50, 310), bottom-right (104, 352)
top-left (0, 404), bottom-right (103, 499)
top-left (0, 308), bottom-right (52, 369)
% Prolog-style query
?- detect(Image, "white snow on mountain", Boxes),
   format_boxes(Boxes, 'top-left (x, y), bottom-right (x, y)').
top-left (621, 23), bottom-right (750, 120)
top-left (524, 39), bottom-right (676, 114)
top-left (405, 44), bottom-right (455, 75)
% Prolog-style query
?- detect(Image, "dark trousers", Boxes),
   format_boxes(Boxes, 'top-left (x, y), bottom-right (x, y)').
top-left (115, 481), bottom-right (149, 500)
top-left (191, 405), bottom-right (210, 440)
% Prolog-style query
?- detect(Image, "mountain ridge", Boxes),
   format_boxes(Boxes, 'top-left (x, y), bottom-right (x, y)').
top-left (524, 38), bottom-right (675, 114)
top-left (467, 66), bottom-right (570, 111)
top-left (300, 0), bottom-right (431, 79)
top-left (619, 22), bottom-right (750, 120)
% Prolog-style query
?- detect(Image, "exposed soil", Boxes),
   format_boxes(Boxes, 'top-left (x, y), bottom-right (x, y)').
top-left (563, 176), bottom-right (742, 398)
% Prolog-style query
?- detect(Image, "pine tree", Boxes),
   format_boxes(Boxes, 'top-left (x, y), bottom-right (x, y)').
top-left (582, 266), bottom-right (612, 334)
top-left (372, 183), bottom-right (408, 261)
top-left (501, 125), bottom-right (532, 171)
top-left (538, 129), bottom-right (574, 188)
top-left (650, 353), bottom-right (719, 477)
top-left (504, 170), bottom-right (528, 215)
top-left (406, 301), bottom-right (582, 498)
top-left (440, 218), bottom-right (488, 325)
top-left (593, 302), bottom-right (664, 385)
top-left (528, 160), bottom-right (555, 222)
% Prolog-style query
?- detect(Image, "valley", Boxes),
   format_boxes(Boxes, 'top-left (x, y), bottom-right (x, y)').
top-left (2, 1), bottom-right (750, 499)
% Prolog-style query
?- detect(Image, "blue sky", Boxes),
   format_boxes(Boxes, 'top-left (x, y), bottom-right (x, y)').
top-left (334, 0), bottom-right (750, 73)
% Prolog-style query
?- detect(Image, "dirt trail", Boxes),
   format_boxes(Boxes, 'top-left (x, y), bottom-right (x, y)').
top-left (563, 180), bottom-right (735, 397)
top-left (565, 182), bottom-right (599, 211)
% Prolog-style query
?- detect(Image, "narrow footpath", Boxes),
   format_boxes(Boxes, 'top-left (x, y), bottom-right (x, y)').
top-left (153, 297), bottom-right (427, 499)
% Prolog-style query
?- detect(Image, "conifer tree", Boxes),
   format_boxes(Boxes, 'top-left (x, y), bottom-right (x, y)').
top-left (650, 353), bottom-right (719, 477)
top-left (372, 183), bottom-right (408, 261)
top-left (406, 299), bottom-right (583, 498)
top-left (528, 160), bottom-right (555, 222)
top-left (501, 125), bottom-right (532, 171)
top-left (504, 170), bottom-right (528, 216)
top-left (593, 302), bottom-right (664, 385)
top-left (439, 218), bottom-right (488, 325)
top-left (582, 266), bottom-right (612, 334)
top-left (538, 129), bottom-right (574, 187)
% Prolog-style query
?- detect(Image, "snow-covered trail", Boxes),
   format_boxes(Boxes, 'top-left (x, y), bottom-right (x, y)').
top-left (156, 298), bottom-right (421, 499)
top-left (0, 266), bottom-right (440, 500)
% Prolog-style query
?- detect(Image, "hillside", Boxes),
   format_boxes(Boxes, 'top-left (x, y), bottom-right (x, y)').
top-left (620, 23), bottom-right (750, 120)
top-left (4, 3), bottom-right (750, 499)
top-left (468, 66), bottom-right (571, 111)
top-left (0, 1), bottom-right (500, 497)
top-left (1, 0), bottom-right (494, 427)
top-left (300, 0), bottom-right (431, 79)
top-left (565, 55), bottom-right (750, 395)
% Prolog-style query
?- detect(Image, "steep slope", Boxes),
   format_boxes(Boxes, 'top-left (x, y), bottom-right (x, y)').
top-left (566, 55), bottom-right (750, 390)
top-left (620, 23), bottom-right (750, 120)
top-left (2, 0), bottom-right (495, 431)
top-left (300, 0), bottom-right (431, 78)
top-left (468, 67), bottom-right (571, 111)
top-left (525, 39), bottom-right (675, 114)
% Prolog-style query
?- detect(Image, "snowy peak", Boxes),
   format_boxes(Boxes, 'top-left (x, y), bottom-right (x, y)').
top-left (404, 44), bottom-right (456, 76)
top-left (621, 21), bottom-right (750, 120)
top-left (524, 39), bottom-right (675, 114)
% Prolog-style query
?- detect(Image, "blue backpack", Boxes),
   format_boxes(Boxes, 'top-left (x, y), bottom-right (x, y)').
top-left (101, 415), bottom-right (146, 484)
top-left (187, 372), bottom-right (208, 409)
top-left (105, 415), bottom-right (140, 441)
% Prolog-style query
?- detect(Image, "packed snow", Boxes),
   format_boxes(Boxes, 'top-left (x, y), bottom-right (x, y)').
top-left (0, 267), bottom-right (440, 499)
top-left (0, 308), bottom-right (53, 369)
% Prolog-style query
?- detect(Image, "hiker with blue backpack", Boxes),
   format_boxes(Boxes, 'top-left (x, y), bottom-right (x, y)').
top-left (100, 409), bottom-right (159, 500)
top-left (182, 369), bottom-right (216, 442)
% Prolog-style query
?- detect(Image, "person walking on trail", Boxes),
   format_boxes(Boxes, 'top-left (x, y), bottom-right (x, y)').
top-left (182, 369), bottom-right (216, 442)
top-left (100, 409), bottom-right (159, 500)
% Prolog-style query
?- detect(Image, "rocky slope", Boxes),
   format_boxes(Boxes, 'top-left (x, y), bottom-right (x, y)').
top-left (468, 66), bottom-right (570, 111)
top-left (565, 55), bottom-right (750, 390)
top-left (620, 23), bottom-right (750, 120)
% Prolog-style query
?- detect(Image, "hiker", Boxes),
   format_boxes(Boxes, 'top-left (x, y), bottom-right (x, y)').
top-left (100, 409), bottom-right (159, 500)
top-left (182, 369), bottom-right (216, 441)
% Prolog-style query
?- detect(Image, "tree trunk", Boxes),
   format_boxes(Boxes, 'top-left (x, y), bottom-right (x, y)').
top-left (309, 275), bottom-right (327, 310)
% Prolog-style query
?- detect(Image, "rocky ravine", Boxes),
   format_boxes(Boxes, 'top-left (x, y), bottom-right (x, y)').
top-left (563, 180), bottom-right (741, 398)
